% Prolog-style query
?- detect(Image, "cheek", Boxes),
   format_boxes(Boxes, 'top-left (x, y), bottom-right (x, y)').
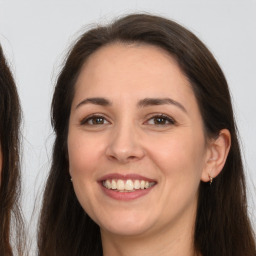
top-left (67, 131), bottom-right (105, 217)
top-left (146, 131), bottom-right (205, 219)
top-left (68, 131), bottom-right (97, 172)
top-left (147, 130), bottom-right (206, 185)
top-left (68, 131), bottom-right (104, 177)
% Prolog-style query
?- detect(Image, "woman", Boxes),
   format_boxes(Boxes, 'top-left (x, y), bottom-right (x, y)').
top-left (38, 14), bottom-right (256, 256)
top-left (0, 45), bottom-right (24, 255)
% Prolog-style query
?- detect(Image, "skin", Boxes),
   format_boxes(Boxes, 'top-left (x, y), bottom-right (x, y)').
top-left (68, 43), bottom-right (230, 256)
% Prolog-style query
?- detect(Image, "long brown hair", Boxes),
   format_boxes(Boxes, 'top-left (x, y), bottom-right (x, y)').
top-left (38, 14), bottom-right (256, 256)
top-left (0, 45), bottom-right (24, 256)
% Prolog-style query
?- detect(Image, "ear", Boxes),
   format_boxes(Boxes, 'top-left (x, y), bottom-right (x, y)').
top-left (201, 129), bottom-right (231, 182)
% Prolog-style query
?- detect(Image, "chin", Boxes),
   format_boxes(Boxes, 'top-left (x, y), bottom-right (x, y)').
top-left (101, 221), bottom-right (152, 237)
top-left (96, 210), bottom-right (155, 237)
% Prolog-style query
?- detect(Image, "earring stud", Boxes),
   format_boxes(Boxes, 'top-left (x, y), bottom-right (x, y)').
top-left (209, 176), bottom-right (213, 185)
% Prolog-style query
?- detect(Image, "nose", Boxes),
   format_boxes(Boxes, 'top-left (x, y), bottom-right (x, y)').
top-left (105, 123), bottom-right (145, 163)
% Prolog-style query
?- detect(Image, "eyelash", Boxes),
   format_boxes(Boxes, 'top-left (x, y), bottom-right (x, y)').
top-left (145, 114), bottom-right (176, 126)
top-left (80, 114), bottom-right (176, 127)
top-left (80, 114), bottom-right (110, 126)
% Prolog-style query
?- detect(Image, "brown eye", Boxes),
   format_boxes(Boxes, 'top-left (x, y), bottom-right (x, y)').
top-left (146, 115), bottom-right (175, 126)
top-left (91, 117), bottom-right (105, 125)
top-left (81, 115), bottom-right (109, 125)
top-left (154, 117), bottom-right (168, 125)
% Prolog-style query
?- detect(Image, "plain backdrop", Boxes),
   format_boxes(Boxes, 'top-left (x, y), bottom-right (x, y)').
top-left (0, 0), bottom-right (255, 249)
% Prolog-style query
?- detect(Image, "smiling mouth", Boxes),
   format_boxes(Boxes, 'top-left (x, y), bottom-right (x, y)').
top-left (102, 179), bottom-right (156, 192)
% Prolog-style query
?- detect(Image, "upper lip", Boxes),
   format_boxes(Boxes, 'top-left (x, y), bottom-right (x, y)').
top-left (98, 173), bottom-right (156, 183)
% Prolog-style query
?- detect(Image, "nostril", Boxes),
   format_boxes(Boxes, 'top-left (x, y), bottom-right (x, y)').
top-left (108, 155), bottom-right (117, 161)
top-left (128, 155), bottom-right (137, 160)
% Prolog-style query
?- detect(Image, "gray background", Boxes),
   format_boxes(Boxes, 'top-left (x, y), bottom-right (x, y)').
top-left (0, 0), bottom-right (255, 250)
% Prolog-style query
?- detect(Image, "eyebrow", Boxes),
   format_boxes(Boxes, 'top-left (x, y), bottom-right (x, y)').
top-left (76, 97), bottom-right (111, 109)
top-left (76, 97), bottom-right (187, 113)
top-left (137, 98), bottom-right (187, 113)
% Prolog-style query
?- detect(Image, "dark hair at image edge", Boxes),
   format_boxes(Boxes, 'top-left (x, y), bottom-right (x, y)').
top-left (38, 14), bottom-right (256, 256)
top-left (0, 45), bottom-right (25, 255)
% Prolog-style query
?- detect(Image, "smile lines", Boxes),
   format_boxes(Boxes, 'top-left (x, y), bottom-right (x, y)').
top-left (102, 179), bottom-right (156, 192)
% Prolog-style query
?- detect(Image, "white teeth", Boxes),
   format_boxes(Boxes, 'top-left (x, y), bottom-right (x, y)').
top-left (117, 180), bottom-right (125, 190)
top-left (134, 180), bottom-right (141, 189)
top-left (125, 179), bottom-right (133, 191)
top-left (103, 179), bottom-right (155, 191)
top-left (140, 180), bottom-right (145, 189)
top-left (111, 180), bottom-right (117, 189)
top-left (105, 180), bottom-right (112, 189)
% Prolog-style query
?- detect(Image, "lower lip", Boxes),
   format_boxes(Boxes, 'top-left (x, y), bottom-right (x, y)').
top-left (100, 183), bottom-right (155, 201)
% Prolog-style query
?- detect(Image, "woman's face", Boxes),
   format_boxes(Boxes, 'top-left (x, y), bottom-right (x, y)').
top-left (68, 43), bottom-right (212, 238)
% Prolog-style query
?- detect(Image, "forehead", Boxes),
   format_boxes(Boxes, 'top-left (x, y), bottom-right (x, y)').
top-left (73, 43), bottom-right (196, 107)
